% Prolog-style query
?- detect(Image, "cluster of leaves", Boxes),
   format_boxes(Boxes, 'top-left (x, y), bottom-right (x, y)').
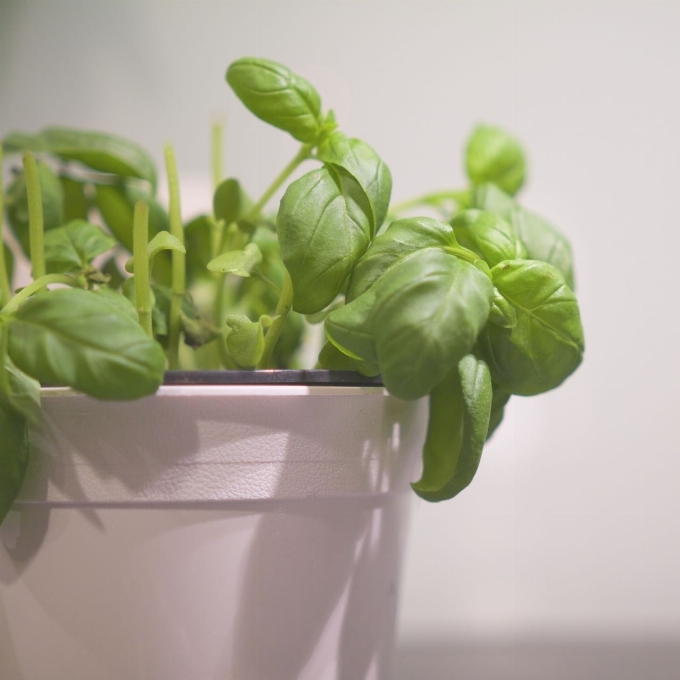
top-left (0, 57), bottom-right (584, 524)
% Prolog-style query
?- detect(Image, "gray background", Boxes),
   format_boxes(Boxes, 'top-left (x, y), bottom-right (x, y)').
top-left (2, 1), bottom-right (679, 676)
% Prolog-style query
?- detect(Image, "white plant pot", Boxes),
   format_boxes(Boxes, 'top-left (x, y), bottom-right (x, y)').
top-left (0, 380), bottom-right (428, 680)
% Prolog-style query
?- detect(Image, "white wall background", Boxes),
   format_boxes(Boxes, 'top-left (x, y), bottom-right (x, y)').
top-left (2, 0), bottom-right (679, 644)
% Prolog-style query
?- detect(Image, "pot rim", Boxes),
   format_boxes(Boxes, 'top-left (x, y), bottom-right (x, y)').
top-left (162, 369), bottom-right (383, 387)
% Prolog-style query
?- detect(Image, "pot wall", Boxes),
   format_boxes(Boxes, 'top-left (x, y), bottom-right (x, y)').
top-left (0, 385), bottom-right (428, 680)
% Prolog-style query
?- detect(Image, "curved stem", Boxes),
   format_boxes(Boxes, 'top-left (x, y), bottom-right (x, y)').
top-left (0, 274), bottom-right (79, 316)
top-left (389, 188), bottom-right (470, 216)
top-left (257, 271), bottom-right (294, 369)
top-left (133, 201), bottom-right (153, 337)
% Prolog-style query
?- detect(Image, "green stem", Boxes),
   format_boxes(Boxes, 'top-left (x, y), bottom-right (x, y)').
top-left (0, 274), bottom-right (78, 316)
top-left (133, 201), bottom-right (153, 337)
top-left (164, 145), bottom-right (186, 370)
top-left (0, 142), bottom-right (12, 307)
top-left (244, 143), bottom-right (312, 222)
top-left (389, 188), bottom-right (470, 216)
top-left (257, 271), bottom-right (294, 369)
top-left (23, 152), bottom-right (46, 280)
top-left (213, 143), bottom-right (311, 369)
top-left (211, 120), bottom-right (224, 191)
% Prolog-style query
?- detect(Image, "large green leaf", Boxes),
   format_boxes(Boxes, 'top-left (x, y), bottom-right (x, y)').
top-left (225, 314), bottom-right (265, 368)
top-left (4, 127), bottom-right (157, 191)
top-left (226, 58), bottom-right (323, 143)
top-left (479, 260), bottom-right (584, 396)
top-left (412, 354), bottom-right (492, 501)
top-left (0, 403), bottom-right (28, 524)
top-left (317, 130), bottom-right (392, 231)
top-left (278, 166), bottom-right (372, 314)
top-left (6, 288), bottom-right (165, 399)
top-left (347, 216), bottom-right (455, 300)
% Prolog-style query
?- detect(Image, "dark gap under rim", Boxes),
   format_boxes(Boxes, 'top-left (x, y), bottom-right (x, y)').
top-left (162, 370), bottom-right (384, 387)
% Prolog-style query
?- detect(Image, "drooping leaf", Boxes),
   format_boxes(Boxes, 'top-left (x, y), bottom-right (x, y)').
top-left (183, 214), bottom-right (215, 283)
top-left (412, 354), bottom-right (492, 501)
top-left (213, 177), bottom-right (252, 226)
top-left (0, 327), bottom-right (41, 425)
top-left (487, 384), bottom-right (511, 440)
top-left (478, 260), bottom-right (584, 396)
top-left (347, 216), bottom-right (456, 300)
top-left (6, 288), bottom-right (165, 399)
top-left (450, 209), bottom-right (525, 267)
top-left (465, 125), bottom-right (526, 196)
top-left (60, 175), bottom-right (90, 221)
top-left (226, 58), bottom-right (323, 143)
top-left (4, 127), bottom-right (157, 191)
top-left (44, 220), bottom-right (116, 274)
top-left (278, 166), bottom-right (372, 314)
top-left (125, 230), bottom-right (186, 274)
top-left (207, 243), bottom-right (263, 277)
top-left (317, 130), bottom-right (392, 231)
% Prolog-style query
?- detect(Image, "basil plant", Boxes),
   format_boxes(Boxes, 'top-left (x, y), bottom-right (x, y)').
top-left (0, 57), bottom-right (584, 522)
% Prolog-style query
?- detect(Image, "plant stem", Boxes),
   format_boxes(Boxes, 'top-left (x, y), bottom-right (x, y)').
top-left (23, 152), bottom-right (46, 280)
top-left (133, 201), bottom-right (152, 337)
top-left (0, 274), bottom-right (78, 316)
top-left (388, 189), bottom-right (469, 216)
top-left (211, 120), bottom-right (224, 191)
top-left (164, 145), bottom-right (186, 370)
top-left (214, 143), bottom-right (311, 369)
top-left (257, 271), bottom-right (294, 369)
top-left (244, 143), bottom-right (313, 222)
top-left (0, 143), bottom-right (13, 307)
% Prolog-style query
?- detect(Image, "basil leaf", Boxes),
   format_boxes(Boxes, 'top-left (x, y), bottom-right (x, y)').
top-left (60, 175), bottom-right (90, 221)
top-left (4, 127), bottom-right (157, 192)
top-left (0, 403), bottom-right (29, 524)
top-left (471, 183), bottom-right (575, 289)
top-left (92, 286), bottom-right (139, 323)
top-left (225, 314), bottom-right (265, 367)
top-left (278, 166), bottom-right (372, 314)
top-left (5, 162), bottom-right (65, 255)
top-left (465, 125), bottom-right (526, 196)
top-left (451, 209), bottom-right (525, 268)
top-left (488, 287), bottom-right (518, 328)
top-left (44, 220), bottom-right (116, 274)
top-left (125, 231), bottom-right (186, 274)
top-left (317, 130), bottom-right (392, 231)
top-left (2, 244), bottom-right (13, 306)
top-left (0, 328), bottom-right (41, 425)
top-left (479, 260), bottom-right (584, 396)
top-left (226, 58), bottom-right (323, 143)
top-left (213, 178), bottom-right (252, 226)
top-left (412, 354), bottom-right (492, 501)
top-left (347, 216), bottom-right (456, 300)
top-left (6, 288), bottom-right (165, 399)
top-left (512, 207), bottom-right (575, 290)
top-left (184, 214), bottom-right (214, 283)
top-left (371, 249), bottom-right (493, 400)
top-left (207, 243), bottom-right (263, 277)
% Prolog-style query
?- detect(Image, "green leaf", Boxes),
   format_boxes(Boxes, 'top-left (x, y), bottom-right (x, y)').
top-left (0, 403), bottom-right (29, 524)
top-left (92, 286), bottom-right (139, 323)
top-left (471, 183), bottom-right (575, 289)
top-left (60, 175), bottom-right (90, 221)
top-left (5, 162), bottom-right (65, 255)
top-left (6, 288), bottom-right (166, 399)
top-left (181, 314), bottom-right (221, 349)
top-left (488, 287), bottom-right (518, 328)
top-left (226, 57), bottom-right (323, 143)
top-left (370, 249), bottom-right (494, 400)
top-left (278, 166), bottom-right (372, 314)
top-left (478, 260), bottom-right (584, 396)
top-left (0, 327), bottom-right (41, 425)
top-left (44, 220), bottom-right (116, 274)
top-left (2, 243), bottom-right (13, 305)
top-left (512, 207), bottom-right (575, 290)
top-left (450, 209), bottom-right (525, 268)
top-left (225, 314), bottom-right (265, 367)
top-left (412, 354), bottom-right (492, 501)
top-left (183, 214), bottom-right (215, 283)
top-left (347, 216), bottom-right (457, 301)
top-left (4, 127), bottom-right (157, 192)
top-left (207, 243), bottom-right (263, 277)
top-left (317, 130), bottom-right (392, 231)
top-left (465, 125), bottom-right (526, 196)
top-left (125, 231), bottom-right (186, 274)
top-left (213, 178), bottom-right (252, 226)
top-left (318, 340), bottom-right (360, 371)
